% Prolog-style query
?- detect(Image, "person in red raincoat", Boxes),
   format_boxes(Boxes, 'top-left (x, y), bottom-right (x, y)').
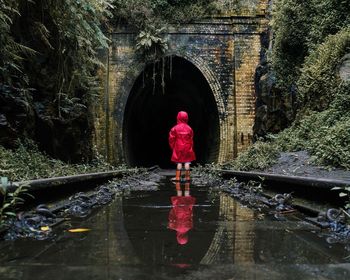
top-left (168, 190), bottom-right (196, 245)
top-left (169, 111), bottom-right (196, 181)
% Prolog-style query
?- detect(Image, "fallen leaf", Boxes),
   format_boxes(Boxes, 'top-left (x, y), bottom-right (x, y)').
top-left (68, 228), bottom-right (91, 233)
top-left (40, 226), bottom-right (50, 231)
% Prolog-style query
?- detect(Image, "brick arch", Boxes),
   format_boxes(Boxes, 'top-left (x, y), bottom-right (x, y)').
top-left (172, 52), bottom-right (226, 118)
top-left (116, 54), bottom-right (231, 163)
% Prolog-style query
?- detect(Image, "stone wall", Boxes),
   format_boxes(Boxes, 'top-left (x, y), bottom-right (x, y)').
top-left (94, 3), bottom-right (269, 165)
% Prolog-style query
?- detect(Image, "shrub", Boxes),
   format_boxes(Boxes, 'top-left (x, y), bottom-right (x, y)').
top-left (271, 0), bottom-right (350, 91)
top-left (0, 142), bottom-right (116, 181)
top-left (226, 141), bottom-right (280, 171)
top-left (298, 27), bottom-right (350, 111)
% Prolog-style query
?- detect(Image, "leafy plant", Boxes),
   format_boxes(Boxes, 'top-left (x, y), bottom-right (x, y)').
top-left (297, 27), bottom-right (350, 111)
top-left (0, 0), bottom-right (116, 163)
top-left (0, 177), bottom-right (33, 224)
top-left (271, 0), bottom-right (350, 91)
top-left (136, 26), bottom-right (168, 61)
top-left (113, 0), bottom-right (217, 28)
top-left (224, 141), bottom-right (280, 171)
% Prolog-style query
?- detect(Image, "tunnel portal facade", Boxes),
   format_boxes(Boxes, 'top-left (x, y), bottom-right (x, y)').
top-left (93, 7), bottom-right (269, 166)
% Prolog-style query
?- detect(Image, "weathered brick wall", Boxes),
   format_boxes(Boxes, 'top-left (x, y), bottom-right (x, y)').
top-left (94, 4), bottom-right (269, 164)
top-left (235, 34), bottom-right (262, 154)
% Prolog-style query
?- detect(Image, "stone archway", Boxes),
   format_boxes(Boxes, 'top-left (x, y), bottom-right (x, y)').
top-left (93, 15), bottom-right (268, 165)
top-left (122, 55), bottom-right (223, 167)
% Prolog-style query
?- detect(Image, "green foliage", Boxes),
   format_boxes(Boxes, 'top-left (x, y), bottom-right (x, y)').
top-left (0, 0), bottom-right (115, 163)
top-left (0, 0), bottom-right (113, 119)
top-left (0, 142), bottom-right (117, 182)
top-left (271, 0), bottom-right (312, 87)
top-left (113, 0), bottom-right (217, 28)
top-left (236, 3), bottom-right (350, 171)
top-left (135, 26), bottom-right (168, 61)
top-left (298, 27), bottom-right (350, 111)
top-left (0, 181), bottom-right (33, 224)
top-left (306, 1), bottom-right (350, 50)
top-left (271, 28), bottom-right (350, 169)
top-left (0, 0), bottom-right (35, 87)
top-left (275, 107), bottom-right (350, 169)
top-left (113, 0), bottom-right (217, 63)
top-left (238, 88), bottom-right (350, 170)
top-left (224, 141), bottom-right (280, 171)
top-left (19, 0), bottom-right (113, 117)
top-left (271, 0), bottom-right (350, 90)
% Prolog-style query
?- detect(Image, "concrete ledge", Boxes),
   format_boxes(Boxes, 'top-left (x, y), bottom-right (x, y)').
top-left (7, 169), bottom-right (134, 193)
top-left (215, 169), bottom-right (350, 189)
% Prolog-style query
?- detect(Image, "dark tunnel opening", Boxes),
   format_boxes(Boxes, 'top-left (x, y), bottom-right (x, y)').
top-left (123, 56), bottom-right (220, 168)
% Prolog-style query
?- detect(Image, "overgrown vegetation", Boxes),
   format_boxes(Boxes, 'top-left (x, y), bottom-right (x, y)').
top-left (0, 179), bottom-right (32, 225)
top-left (0, 0), bottom-right (220, 163)
top-left (271, 0), bottom-right (350, 89)
top-left (0, 0), bottom-right (114, 161)
top-left (225, 141), bottom-right (280, 171)
top-left (1, 0), bottom-right (113, 109)
top-left (113, 0), bottom-right (217, 28)
top-left (113, 0), bottom-right (218, 93)
top-left (230, 1), bottom-right (350, 171)
top-left (0, 142), bottom-right (116, 182)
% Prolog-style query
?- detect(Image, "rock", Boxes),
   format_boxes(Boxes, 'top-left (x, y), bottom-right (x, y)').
top-left (339, 53), bottom-right (350, 82)
top-left (253, 65), bottom-right (295, 138)
top-left (138, 180), bottom-right (160, 188)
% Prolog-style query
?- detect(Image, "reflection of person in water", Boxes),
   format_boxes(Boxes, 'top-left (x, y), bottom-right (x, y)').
top-left (168, 182), bottom-right (196, 245)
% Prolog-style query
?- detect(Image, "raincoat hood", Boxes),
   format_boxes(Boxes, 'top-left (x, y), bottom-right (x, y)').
top-left (176, 232), bottom-right (189, 245)
top-left (177, 111), bottom-right (188, 124)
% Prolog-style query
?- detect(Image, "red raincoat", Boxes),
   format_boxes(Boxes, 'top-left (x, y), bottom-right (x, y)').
top-left (169, 111), bottom-right (196, 163)
top-left (168, 195), bottom-right (196, 245)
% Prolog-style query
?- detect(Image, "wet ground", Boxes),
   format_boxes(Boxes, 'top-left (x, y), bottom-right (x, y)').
top-left (1, 174), bottom-right (350, 280)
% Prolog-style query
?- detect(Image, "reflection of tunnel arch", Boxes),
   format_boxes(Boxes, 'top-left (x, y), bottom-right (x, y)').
top-left (123, 188), bottom-right (220, 267)
top-left (123, 56), bottom-right (221, 167)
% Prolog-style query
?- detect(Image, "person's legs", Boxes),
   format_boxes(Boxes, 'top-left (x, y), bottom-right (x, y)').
top-left (184, 182), bottom-right (190, 196)
top-left (184, 162), bottom-right (191, 181)
top-left (176, 182), bottom-right (182, 196)
top-left (175, 163), bottom-right (183, 181)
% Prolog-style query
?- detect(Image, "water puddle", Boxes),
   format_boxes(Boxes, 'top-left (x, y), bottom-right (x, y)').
top-left (0, 177), bottom-right (350, 279)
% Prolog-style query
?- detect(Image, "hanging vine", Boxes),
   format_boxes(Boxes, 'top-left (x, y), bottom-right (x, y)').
top-left (135, 25), bottom-right (169, 94)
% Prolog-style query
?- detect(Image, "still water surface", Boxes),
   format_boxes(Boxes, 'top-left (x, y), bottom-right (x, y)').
top-left (0, 177), bottom-right (349, 279)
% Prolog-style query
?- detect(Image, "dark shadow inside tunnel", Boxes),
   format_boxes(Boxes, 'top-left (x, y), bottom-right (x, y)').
top-left (123, 56), bottom-right (220, 168)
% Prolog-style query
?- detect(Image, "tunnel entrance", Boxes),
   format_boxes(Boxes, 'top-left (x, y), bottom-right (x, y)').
top-left (123, 56), bottom-right (220, 167)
